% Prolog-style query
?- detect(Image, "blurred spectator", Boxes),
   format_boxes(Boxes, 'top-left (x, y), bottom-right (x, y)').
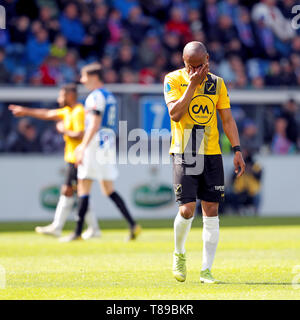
top-left (213, 15), bottom-right (238, 45)
top-left (291, 36), bottom-right (300, 55)
top-left (104, 69), bottom-right (119, 83)
top-left (291, 53), bottom-right (300, 76)
top-left (251, 76), bottom-right (265, 88)
top-left (252, 0), bottom-right (295, 41)
top-left (168, 51), bottom-right (184, 70)
top-left (235, 7), bottom-right (259, 58)
top-left (7, 16), bottom-right (29, 65)
top-left (240, 119), bottom-right (260, 154)
top-left (279, 0), bottom-right (298, 19)
top-left (235, 72), bottom-right (248, 88)
top-left (114, 45), bottom-right (137, 70)
top-left (40, 124), bottom-right (64, 154)
top-left (30, 20), bottom-right (43, 36)
top-left (217, 55), bottom-right (248, 88)
top-left (254, 16), bottom-right (277, 59)
top-left (0, 103), bottom-right (9, 151)
top-left (188, 8), bottom-right (203, 34)
top-left (9, 16), bottom-right (30, 45)
top-left (60, 50), bottom-right (79, 83)
top-left (90, 3), bottom-right (110, 57)
top-left (265, 61), bottom-right (282, 86)
top-left (162, 31), bottom-right (182, 57)
top-left (28, 70), bottom-right (42, 86)
top-left (224, 151), bottom-right (263, 215)
top-left (123, 6), bottom-right (151, 45)
top-left (120, 68), bottom-right (137, 83)
top-left (279, 99), bottom-right (299, 147)
top-left (6, 118), bottom-right (42, 153)
top-left (139, 0), bottom-right (172, 23)
top-left (192, 30), bottom-right (206, 44)
top-left (59, 2), bottom-right (85, 46)
top-left (101, 55), bottom-right (114, 70)
top-left (138, 31), bottom-right (161, 67)
top-left (139, 67), bottom-right (157, 84)
top-left (107, 9), bottom-right (123, 51)
top-left (50, 34), bottom-right (67, 59)
top-left (39, 56), bottom-right (62, 86)
top-left (202, 0), bottom-right (219, 29)
top-left (226, 38), bottom-right (245, 59)
top-left (154, 54), bottom-right (168, 73)
top-left (208, 40), bottom-right (225, 63)
top-left (271, 117), bottom-right (296, 154)
top-left (112, 0), bottom-right (139, 19)
top-left (11, 67), bottom-right (26, 85)
top-left (0, 29), bottom-right (10, 48)
top-left (26, 28), bottom-right (50, 67)
top-left (0, 49), bottom-right (10, 84)
top-left (280, 59), bottom-right (297, 86)
top-left (39, 6), bottom-right (60, 41)
top-left (165, 6), bottom-right (192, 42)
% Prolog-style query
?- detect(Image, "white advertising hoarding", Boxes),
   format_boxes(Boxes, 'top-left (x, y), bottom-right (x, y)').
top-left (0, 154), bottom-right (300, 221)
top-left (0, 155), bottom-right (177, 221)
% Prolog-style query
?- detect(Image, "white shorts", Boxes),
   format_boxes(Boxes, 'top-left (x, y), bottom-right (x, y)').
top-left (77, 136), bottom-right (118, 181)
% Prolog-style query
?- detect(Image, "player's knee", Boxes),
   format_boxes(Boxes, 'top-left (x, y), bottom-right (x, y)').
top-left (179, 204), bottom-right (195, 219)
top-left (202, 202), bottom-right (219, 217)
top-left (101, 182), bottom-right (114, 197)
top-left (104, 189), bottom-right (113, 197)
top-left (61, 185), bottom-right (73, 197)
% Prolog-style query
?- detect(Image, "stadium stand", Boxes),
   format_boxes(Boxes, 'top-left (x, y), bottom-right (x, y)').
top-left (0, 0), bottom-right (300, 154)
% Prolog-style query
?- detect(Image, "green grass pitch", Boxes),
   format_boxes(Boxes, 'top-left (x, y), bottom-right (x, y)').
top-left (0, 216), bottom-right (300, 300)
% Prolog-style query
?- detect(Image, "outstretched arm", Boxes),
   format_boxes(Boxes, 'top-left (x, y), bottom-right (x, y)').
top-left (9, 104), bottom-right (61, 121)
top-left (218, 108), bottom-right (245, 177)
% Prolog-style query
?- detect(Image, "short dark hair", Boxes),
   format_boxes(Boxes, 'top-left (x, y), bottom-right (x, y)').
top-left (81, 63), bottom-right (103, 81)
top-left (61, 83), bottom-right (77, 95)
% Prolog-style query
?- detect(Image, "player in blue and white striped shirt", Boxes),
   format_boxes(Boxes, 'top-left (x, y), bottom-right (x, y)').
top-left (60, 63), bottom-right (141, 242)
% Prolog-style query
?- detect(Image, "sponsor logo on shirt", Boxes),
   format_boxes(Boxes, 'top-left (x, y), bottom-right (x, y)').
top-left (204, 82), bottom-right (216, 95)
top-left (188, 95), bottom-right (215, 125)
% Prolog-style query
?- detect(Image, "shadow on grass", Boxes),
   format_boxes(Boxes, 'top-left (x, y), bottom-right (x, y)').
top-left (0, 216), bottom-right (300, 232)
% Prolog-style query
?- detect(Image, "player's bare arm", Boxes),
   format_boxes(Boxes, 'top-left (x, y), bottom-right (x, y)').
top-left (75, 113), bottom-right (101, 165)
top-left (167, 63), bottom-right (209, 122)
top-left (9, 104), bottom-right (61, 121)
top-left (218, 108), bottom-right (246, 177)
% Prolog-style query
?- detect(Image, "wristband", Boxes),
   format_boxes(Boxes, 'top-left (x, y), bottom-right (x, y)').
top-left (232, 145), bottom-right (241, 153)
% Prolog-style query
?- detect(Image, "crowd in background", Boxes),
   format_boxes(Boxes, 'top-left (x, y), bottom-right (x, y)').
top-left (0, 0), bottom-right (300, 87)
top-left (0, 0), bottom-right (300, 156)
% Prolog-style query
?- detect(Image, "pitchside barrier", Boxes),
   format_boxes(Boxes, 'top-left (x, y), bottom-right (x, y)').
top-left (0, 85), bottom-right (299, 220)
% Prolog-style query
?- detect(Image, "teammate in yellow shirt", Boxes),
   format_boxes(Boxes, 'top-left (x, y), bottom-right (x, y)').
top-left (164, 41), bottom-right (245, 283)
top-left (9, 84), bottom-right (100, 239)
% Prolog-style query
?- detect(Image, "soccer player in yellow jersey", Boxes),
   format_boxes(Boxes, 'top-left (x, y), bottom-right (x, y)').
top-left (9, 84), bottom-right (100, 239)
top-left (164, 41), bottom-right (245, 283)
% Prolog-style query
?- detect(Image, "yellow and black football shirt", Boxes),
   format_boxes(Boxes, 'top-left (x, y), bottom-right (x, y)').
top-left (56, 104), bottom-right (85, 164)
top-left (164, 68), bottom-right (231, 155)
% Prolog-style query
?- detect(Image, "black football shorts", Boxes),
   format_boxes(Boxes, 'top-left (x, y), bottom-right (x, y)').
top-left (172, 153), bottom-right (225, 205)
top-left (65, 162), bottom-right (78, 188)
